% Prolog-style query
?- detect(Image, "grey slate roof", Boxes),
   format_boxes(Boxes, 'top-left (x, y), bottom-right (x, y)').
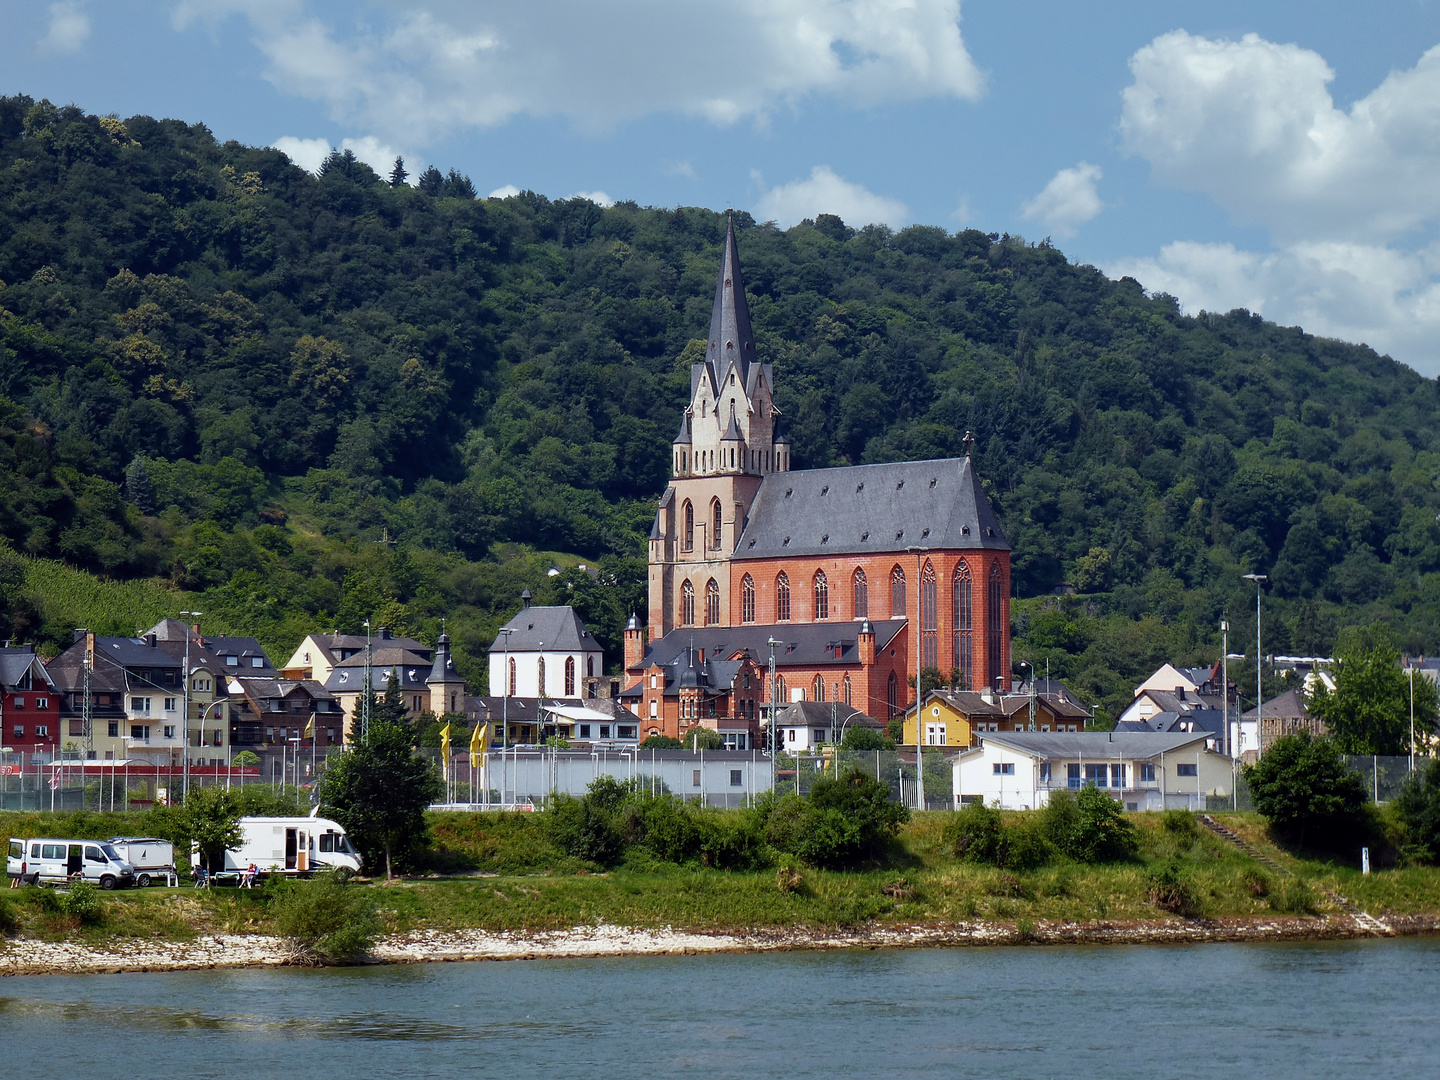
top-left (736, 455), bottom-right (1008, 560)
top-left (636, 619), bottom-right (906, 672)
top-left (1115, 708), bottom-right (1224, 735)
top-left (1240, 688), bottom-right (1311, 722)
top-left (970, 730), bottom-right (1212, 758)
top-left (325, 653), bottom-right (433, 694)
top-left (488, 606), bottom-right (600, 653)
top-left (1138, 688), bottom-right (1225, 714)
top-left (0, 647), bottom-right (54, 691)
top-left (776, 702), bottom-right (881, 730)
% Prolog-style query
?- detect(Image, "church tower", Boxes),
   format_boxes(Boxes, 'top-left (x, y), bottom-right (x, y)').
top-left (650, 214), bottom-right (789, 638)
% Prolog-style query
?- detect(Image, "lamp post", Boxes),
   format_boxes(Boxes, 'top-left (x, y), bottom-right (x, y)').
top-left (361, 619), bottom-right (372, 742)
top-left (767, 637), bottom-right (781, 786)
top-left (498, 626), bottom-right (514, 750)
top-left (1242, 574), bottom-right (1268, 759)
top-left (1409, 661), bottom-right (1416, 773)
top-left (180, 610), bottom-right (201, 802)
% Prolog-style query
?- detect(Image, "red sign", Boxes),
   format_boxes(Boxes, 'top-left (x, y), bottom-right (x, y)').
top-left (0, 765), bottom-right (14, 776)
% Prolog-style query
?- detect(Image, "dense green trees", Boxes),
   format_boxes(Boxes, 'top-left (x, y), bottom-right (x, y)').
top-left (5, 94), bottom-right (1440, 715)
top-left (1308, 631), bottom-right (1439, 754)
top-left (1243, 733), bottom-right (1368, 850)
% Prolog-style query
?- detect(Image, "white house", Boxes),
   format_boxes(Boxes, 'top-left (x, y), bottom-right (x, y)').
top-left (952, 731), bottom-right (1235, 812)
top-left (487, 593), bottom-right (605, 700)
top-left (775, 702), bottom-right (883, 752)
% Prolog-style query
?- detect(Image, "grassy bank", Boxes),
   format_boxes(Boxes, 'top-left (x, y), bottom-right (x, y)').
top-left (7, 809), bottom-right (1440, 948)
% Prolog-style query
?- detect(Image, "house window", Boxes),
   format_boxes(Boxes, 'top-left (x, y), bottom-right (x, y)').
top-left (163, 725), bottom-right (176, 739)
top-left (509, 657), bottom-right (517, 696)
top-left (813, 570), bottom-right (828, 620)
top-left (844, 675), bottom-right (852, 705)
top-left (890, 565), bottom-right (906, 617)
top-left (1177, 763), bottom-right (1198, 777)
top-left (730, 769), bottom-right (743, 787)
top-left (776, 573), bottom-right (791, 621)
top-left (649, 700), bottom-right (658, 718)
top-left (853, 568), bottom-right (868, 618)
top-left (12, 697), bottom-right (22, 710)
top-left (213, 731), bottom-right (223, 746)
top-left (1111, 764), bottom-right (1126, 788)
top-left (579, 724), bottom-right (591, 738)
top-left (565, 656), bottom-right (576, 696)
top-left (1140, 763), bottom-right (1156, 783)
top-left (682, 500), bottom-right (695, 551)
top-left (812, 675), bottom-right (824, 702)
top-left (226, 656), bottom-right (238, 666)
top-left (926, 723), bottom-right (946, 746)
top-left (953, 560), bottom-right (973, 690)
top-left (741, 574), bottom-right (756, 623)
top-left (1039, 763), bottom-right (1051, 782)
top-left (1084, 764), bottom-right (1107, 787)
top-left (587, 655), bottom-right (595, 678)
top-left (706, 578), bottom-right (720, 625)
top-left (711, 498), bottom-right (723, 549)
top-left (131, 697), bottom-right (151, 714)
top-left (35, 725), bottom-right (48, 738)
top-left (130, 725), bottom-right (150, 740)
top-left (692, 769), bottom-right (701, 787)
top-left (681, 580), bottom-right (695, 626)
top-left (164, 697), bottom-right (176, 712)
top-left (787, 729), bottom-right (796, 743)
top-left (992, 762), bottom-right (1015, 775)
top-left (10, 725), bottom-right (22, 738)
top-left (777, 675), bottom-right (787, 703)
top-left (252, 656), bottom-right (263, 667)
top-left (108, 722), bottom-right (119, 738)
top-left (887, 671), bottom-right (898, 719)
top-left (920, 560), bottom-right (937, 670)
top-left (1067, 763), bottom-right (1081, 789)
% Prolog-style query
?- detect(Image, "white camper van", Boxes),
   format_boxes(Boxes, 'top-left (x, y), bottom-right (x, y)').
top-left (214, 816), bottom-right (362, 877)
top-left (8, 838), bottom-right (135, 889)
top-left (107, 837), bottom-right (177, 887)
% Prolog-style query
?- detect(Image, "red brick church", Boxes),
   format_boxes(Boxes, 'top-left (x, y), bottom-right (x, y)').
top-left (623, 216), bottom-right (1011, 747)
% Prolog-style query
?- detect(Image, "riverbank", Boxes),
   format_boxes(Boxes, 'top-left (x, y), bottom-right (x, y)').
top-left (4, 913), bottom-right (1438, 977)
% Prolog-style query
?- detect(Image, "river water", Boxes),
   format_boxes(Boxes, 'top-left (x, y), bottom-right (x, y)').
top-left (2, 939), bottom-right (1436, 1078)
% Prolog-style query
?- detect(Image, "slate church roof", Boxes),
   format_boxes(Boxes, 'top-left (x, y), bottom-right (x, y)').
top-left (736, 455), bottom-right (1009, 560)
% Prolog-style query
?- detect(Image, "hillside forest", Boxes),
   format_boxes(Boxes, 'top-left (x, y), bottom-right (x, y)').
top-left (3, 95), bottom-right (1440, 721)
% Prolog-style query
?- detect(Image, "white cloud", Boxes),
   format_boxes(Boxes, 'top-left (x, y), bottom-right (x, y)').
top-left (173, 1), bottom-right (983, 146)
top-left (487, 184), bottom-right (520, 199)
top-left (40, 1), bottom-right (90, 53)
top-left (1019, 162), bottom-right (1102, 238)
top-left (753, 165), bottom-right (909, 229)
top-left (1121, 31), bottom-right (1440, 243)
top-left (270, 135), bottom-right (331, 173)
top-left (570, 190), bottom-right (613, 207)
top-left (666, 160), bottom-right (697, 180)
top-left (1107, 241), bottom-right (1440, 371)
top-left (1114, 31), bottom-right (1440, 372)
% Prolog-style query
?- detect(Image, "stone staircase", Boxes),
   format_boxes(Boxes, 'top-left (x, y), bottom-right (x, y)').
top-left (1199, 814), bottom-right (1393, 936)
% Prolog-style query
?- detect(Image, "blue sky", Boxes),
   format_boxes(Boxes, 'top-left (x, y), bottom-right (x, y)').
top-left (6, 1), bottom-right (1440, 372)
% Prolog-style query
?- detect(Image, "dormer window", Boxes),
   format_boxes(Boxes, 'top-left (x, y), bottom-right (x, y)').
top-left (782, 537), bottom-right (791, 547)
top-left (784, 489), bottom-right (793, 498)
top-left (860, 531), bottom-right (869, 541)
top-left (820, 486), bottom-right (829, 496)
top-left (856, 483), bottom-right (864, 492)
top-left (929, 478), bottom-right (937, 488)
top-left (820, 535), bottom-right (829, 544)
top-left (896, 531), bottom-right (904, 540)
top-left (921, 528), bottom-right (930, 538)
top-left (896, 480), bottom-right (904, 490)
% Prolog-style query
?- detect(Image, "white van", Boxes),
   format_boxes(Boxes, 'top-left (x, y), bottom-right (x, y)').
top-left (212, 816), bottom-right (362, 877)
top-left (106, 837), bottom-right (176, 887)
top-left (8, 838), bottom-right (135, 889)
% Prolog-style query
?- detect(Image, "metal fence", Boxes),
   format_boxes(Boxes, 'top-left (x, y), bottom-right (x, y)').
top-left (778, 749), bottom-right (954, 810)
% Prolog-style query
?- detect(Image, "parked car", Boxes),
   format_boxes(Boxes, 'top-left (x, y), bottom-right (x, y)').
top-left (8, 838), bottom-right (134, 889)
top-left (106, 837), bottom-right (176, 887)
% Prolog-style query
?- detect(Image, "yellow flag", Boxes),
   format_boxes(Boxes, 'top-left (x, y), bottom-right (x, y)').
top-left (303, 716), bottom-right (315, 740)
top-left (439, 722), bottom-right (451, 757)
top-left (469, 722), bottom-right (486, 756)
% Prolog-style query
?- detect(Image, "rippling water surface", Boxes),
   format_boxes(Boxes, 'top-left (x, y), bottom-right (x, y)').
top-left (3, 938), bottom-right (1437, 1078)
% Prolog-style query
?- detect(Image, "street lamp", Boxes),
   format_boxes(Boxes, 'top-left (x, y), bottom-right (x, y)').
top-left (180, 610), bottom-right (201, 802)
top-left (1409, 661), bottom-right (1416, 773)
top-left (498, 626), bottom-right (515, 750)
top-left (767, 637), bottom-right (782, 767)
top-left (1241, 574), bottom-right (1268, 759)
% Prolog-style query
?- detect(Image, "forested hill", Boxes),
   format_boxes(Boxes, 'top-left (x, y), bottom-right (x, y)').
top-left (3, 94), bottom-right (1440, 717)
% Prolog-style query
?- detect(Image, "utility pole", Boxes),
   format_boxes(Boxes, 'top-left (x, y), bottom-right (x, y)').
top-left (81, 629), bottom-right (93, 786)
top-left (1409, 660), bottom-right (1416, 773)
top-left (907, 546), bottom-right (928, 811)
top-left (361, 619), bottom-right (372, 742)
top-left (498, 626), bottom-right (514, 750)
top-left (1220, 619), bottom-right (1230, 760)
top-left (1242, 574), bottom-right (1267, 760)
top-left (767, 636), bottom-right (781, 788)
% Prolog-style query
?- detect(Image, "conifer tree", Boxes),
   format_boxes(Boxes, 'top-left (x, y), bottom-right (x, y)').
top-left (388, 155), bottom-right (408, 187)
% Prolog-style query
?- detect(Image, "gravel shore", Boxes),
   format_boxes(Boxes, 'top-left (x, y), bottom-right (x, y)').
top-left (3, 913), bottom-right (1436, 977)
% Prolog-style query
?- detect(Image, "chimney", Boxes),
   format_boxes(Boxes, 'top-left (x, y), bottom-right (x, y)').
top-left (73, 628), bottom-right (87, 644)
top-left (145, 633), bottom-right (157, 648)
top-left (379, 627), bottom-right (391, 640)
top-left (520, 588), bottom-right (533, 609)
top-left (1176, 686), bottom-right (1186, 700)
top-left (858, 620), bottom-right (876, 665)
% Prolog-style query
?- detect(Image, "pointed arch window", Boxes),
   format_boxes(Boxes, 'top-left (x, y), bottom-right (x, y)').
top-left (920, 560), bottom-right (938, 671)
top-left (887, 670), bottom-right (899, 720)
top-left (508, 657), bottom-right (516, 697)
top-left (711, 498), bottom-right (722, 549)
top-left (890, 565), bottom-right (907, 618)
top-left (988, 564), bottom-right (1005, 691)
top-left (587, 655), bottom-right (595, 678)
top-left (776, 572), bottom-right (791, 622)
top-left (853, 568), bottom-right (868, 618)
top-left (682, 500), bottom-right (694, 552)
top-left (777, 675), bottom-right (788, 704)
top-left (843, 674), bottom-right (852, 706)
top-left (537, 657), bottom-right (546, 697)
top-left (953, 560), bottom-right (973, 691)
top-left (813, 570), bottom-right (829, 620)
top-left (680, 580), bottom-right (695, 626)
top-left (705, 578), bottom-right (720, 625)
top-left (741, 574), bottom-right (755, 623)
top-left (812, 674), bottom-right (824, 702)
top-left (564, 656), bottom-right (576, 697)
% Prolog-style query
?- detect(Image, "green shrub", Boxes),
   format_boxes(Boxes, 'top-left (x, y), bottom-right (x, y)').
top-left (1162, 810), bottom-right (1199, 838)
top-left (59, 881), bottom-right (104, 926)
top-left (698, 814), bottom-right (768, 871)
top-left (840, 727), bottom-right (894, 752)
top-left (793, 768), bottom-right (910, 869)
top-left (638, 735), bottom-right (683, 749)
top-left (272, 877), bottom-right (379, 964)
top-left (1042, 788), bottom-right (1139, 863)
top-left (946, 802), bottom-right (1003, 863)
top-left (1147, 861), bottom-right (1201, 917)
top-left (1243, 732), bottom-right (1368, 851)
top-left (1242, 869), bottom-right (1271, 898)
top-left (546, 795), bottom-right (623, 867)
top-left (1267, 880), bottom-right (1318, 915)
top-left (0, 893), bottom-right (17, 935)
top-left (1393, 758), bottom-right (1440, 864)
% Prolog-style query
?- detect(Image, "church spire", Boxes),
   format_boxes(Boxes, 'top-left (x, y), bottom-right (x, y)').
top-left (706, 212), bottom-right (756, 392)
